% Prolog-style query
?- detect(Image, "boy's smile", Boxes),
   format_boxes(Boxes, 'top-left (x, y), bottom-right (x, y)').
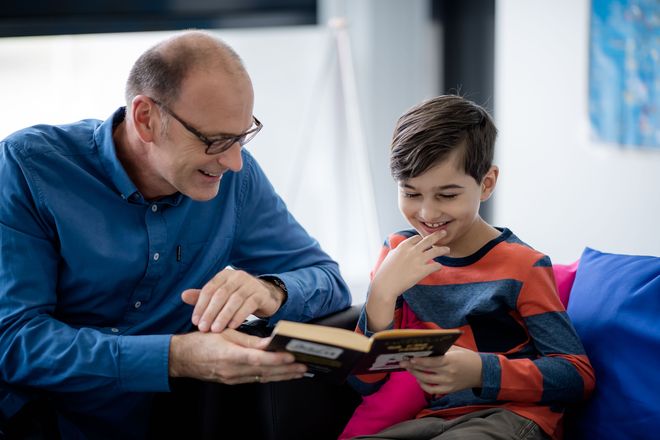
top-left (418, 219), bottom-right (451, 235)
top-left (398, 150), bottom-right (499, 257)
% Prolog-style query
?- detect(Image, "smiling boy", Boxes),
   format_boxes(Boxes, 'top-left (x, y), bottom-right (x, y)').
top-left (350, 95), bottom-right (594, 439)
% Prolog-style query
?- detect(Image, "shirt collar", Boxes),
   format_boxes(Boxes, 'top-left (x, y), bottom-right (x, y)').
top-left (94, 107), bottom-right (183, 206)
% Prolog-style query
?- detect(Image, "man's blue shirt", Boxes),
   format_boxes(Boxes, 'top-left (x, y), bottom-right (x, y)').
top-left (0, 108), bottom-right (351, 437)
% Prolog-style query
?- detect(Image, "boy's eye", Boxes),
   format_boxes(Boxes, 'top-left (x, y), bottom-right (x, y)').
top-left (402, 192), bottom-right (420, 198)
top-left (438, 193), bottom-right (458, 199)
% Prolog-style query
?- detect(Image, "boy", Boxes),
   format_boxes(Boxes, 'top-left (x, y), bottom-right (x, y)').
top-left (347, 95), bottom-right (594, 439)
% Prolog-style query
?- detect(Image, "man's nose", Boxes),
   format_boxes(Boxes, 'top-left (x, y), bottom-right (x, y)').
top-left (217, 143), bottom-right (243, 172)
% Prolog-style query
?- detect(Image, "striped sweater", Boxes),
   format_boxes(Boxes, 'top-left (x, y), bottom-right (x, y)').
top-left (352, 228), bottom-right (595, 439)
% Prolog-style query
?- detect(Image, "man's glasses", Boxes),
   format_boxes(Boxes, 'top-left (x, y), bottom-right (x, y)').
top-left (150, 98), bottom-right (262, 155)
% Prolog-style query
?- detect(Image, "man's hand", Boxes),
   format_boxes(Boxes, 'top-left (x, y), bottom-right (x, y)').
top-left (181, 268), bottom-right (286, 332)
top-left (399, 346), bottom-right (483, 395)
top-left (169, 329), bottom-right (306, 384)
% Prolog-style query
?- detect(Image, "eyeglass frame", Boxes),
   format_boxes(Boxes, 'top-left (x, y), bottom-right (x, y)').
top-left (149, 97), bottom-right (262, 155)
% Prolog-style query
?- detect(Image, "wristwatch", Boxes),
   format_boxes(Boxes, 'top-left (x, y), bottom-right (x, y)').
top-left (259, 275), bottom-right (288, 305)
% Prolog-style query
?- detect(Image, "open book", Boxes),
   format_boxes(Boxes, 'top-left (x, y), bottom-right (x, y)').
top-left (266, 320), bottom-right (462, 382)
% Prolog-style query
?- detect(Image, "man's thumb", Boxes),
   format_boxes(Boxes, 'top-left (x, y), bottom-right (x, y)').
top-left (181, 289), bottom-right (201, 305)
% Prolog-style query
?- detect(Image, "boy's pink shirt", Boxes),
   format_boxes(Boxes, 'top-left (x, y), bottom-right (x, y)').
top-left (338, 261), bottom-right (579, 439)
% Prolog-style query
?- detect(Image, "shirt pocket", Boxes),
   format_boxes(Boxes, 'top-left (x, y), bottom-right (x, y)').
top-left (174, 237), bottom-right (233, 289)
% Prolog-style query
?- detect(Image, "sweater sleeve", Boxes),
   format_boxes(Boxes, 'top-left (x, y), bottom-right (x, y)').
top-left (478, 257), bottom-right (595, 403)
top-left (349, 234), bottom-right (407, 395)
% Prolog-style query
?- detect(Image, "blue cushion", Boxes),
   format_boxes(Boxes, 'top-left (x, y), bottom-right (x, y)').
top-left (566, 247), bottom-right (660, 439)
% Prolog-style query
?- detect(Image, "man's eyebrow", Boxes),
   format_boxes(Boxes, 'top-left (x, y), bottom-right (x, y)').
top-left (206, 132), bottom-right (240, 141)
top-left (206, 124), bottom-right (254, 141)
top-left (401, 183), bottom-right (464, 191)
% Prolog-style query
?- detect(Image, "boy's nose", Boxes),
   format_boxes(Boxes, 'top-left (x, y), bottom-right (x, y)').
top-left (420, 203), bottom-right (440, 222)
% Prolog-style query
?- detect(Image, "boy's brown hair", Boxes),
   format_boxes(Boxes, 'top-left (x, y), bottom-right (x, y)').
top-left (390, 95), bottom-right (497, 183)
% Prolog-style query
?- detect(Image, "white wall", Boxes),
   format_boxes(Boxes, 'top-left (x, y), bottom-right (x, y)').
top-left (320, 0), bottom-right (441, 241)
top-left (0, 28), bottom-right (378, 297)
top-left (0, 2), bottom-right (440, 304)
top-left (494, 0), bottom-right (660, 263)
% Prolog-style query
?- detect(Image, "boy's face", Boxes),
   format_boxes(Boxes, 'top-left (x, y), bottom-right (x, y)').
top-left (397, 150), bottom-right (497, 257)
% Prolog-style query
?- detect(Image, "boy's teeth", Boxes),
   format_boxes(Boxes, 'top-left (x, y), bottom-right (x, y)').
top-left (424, 221), bottom-right (445, 228)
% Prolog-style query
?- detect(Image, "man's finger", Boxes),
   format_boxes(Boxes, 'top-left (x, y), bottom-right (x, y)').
top-left (181, 289), bottom-right (200, 305)
top-left (194, 284), bottom-right (230, 329)
top-left (199, 287), bottom-right (237, 332)
top-left (224, 367), bottom-right (306, 385)
top-left (222, 328), bottom-right (262, 346)
top-left (260, 370), bottom-right (307, 383)
top-left (252, 336), bottom-right (272, 350)
top-left (222, 330), bottom-right (295, 363)
top-left (226, 296), bottom-right (260, 330)
top-left (210, 295), bottom-right (243, 332)
top-left (213, 284), bottom-right (258, 331)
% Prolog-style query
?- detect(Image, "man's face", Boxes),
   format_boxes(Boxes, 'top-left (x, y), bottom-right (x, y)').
top-left (146, 69), bottom-right (255, 201)
top-left (397, 151), bottom-right (492, 257)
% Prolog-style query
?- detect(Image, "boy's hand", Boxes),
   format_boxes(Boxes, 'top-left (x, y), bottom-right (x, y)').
top-left (400, 346), bottom-right (483, 395)
top-left (365, 230), bottom-right (449, 331)
top-left (370, 230), bottom-right (450, 302)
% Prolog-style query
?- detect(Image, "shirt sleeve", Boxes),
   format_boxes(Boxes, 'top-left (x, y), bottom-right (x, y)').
top-left (478, 257), bottom-right (595, 403)
top-left (229, 152), bottom-right (352, 324)
top-left (0, 142), bottom-right (171, 395)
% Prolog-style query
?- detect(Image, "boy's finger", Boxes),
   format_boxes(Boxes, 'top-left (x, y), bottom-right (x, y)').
top-left (417, 230), bottom-right (447, 248)
top-left (401, 234), bottom-right (423, 247)
top-left (428, 245), bottom-right (450, 259)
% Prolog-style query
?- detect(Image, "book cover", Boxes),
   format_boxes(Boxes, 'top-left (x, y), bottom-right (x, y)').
top-left (266, 320), bottom-right (461, 382)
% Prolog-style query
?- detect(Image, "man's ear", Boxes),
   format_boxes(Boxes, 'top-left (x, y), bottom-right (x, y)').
top-left (480, 165), bottom-right (499, 202)
top-left (131, 95), bottom-right (159, 144)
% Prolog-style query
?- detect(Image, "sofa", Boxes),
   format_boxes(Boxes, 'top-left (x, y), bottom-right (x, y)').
top-left (148, 306), bottom-right (364, 440)
top-left (0, 307), bottom-right (364, 440)
top-left (4, 248), bottom-right (659, 439)
top-left (159, 246), bottom-right (659, 440)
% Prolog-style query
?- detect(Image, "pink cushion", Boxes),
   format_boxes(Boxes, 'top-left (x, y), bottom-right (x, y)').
top-left (339, 261), bottom-right (580, 439)
top-left (338, 371), bottom-right (426, 439)
top-left (552, 260), bottom-right (579, 308)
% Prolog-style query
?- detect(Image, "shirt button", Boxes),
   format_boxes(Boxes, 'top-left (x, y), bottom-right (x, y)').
top-left (134, 301), bottom-right (142, 309)
top-left (151, 204), bottom-right (158, 212)
top-left (153, 253), bottom-right (160, 261)
top-left (110, 328), bottom-right (119, 333)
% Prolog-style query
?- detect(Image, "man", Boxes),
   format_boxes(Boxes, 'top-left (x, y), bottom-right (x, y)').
top-left (0, 31), bottom-right (351, 438)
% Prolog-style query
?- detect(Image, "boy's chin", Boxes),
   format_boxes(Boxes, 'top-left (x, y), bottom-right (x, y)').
top-left (432, 237), bottom-right (449, 248)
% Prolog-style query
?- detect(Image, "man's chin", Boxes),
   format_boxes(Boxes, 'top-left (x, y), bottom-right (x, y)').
top-left (185, 186), bottom-right (221, 202)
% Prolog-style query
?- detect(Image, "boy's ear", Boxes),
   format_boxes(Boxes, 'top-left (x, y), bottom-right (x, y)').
top-left (480, 166), bottom-right (499, 202)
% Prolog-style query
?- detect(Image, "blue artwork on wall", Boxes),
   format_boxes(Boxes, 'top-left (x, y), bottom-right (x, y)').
top-left (589, 0), bottom-right (659, 149)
